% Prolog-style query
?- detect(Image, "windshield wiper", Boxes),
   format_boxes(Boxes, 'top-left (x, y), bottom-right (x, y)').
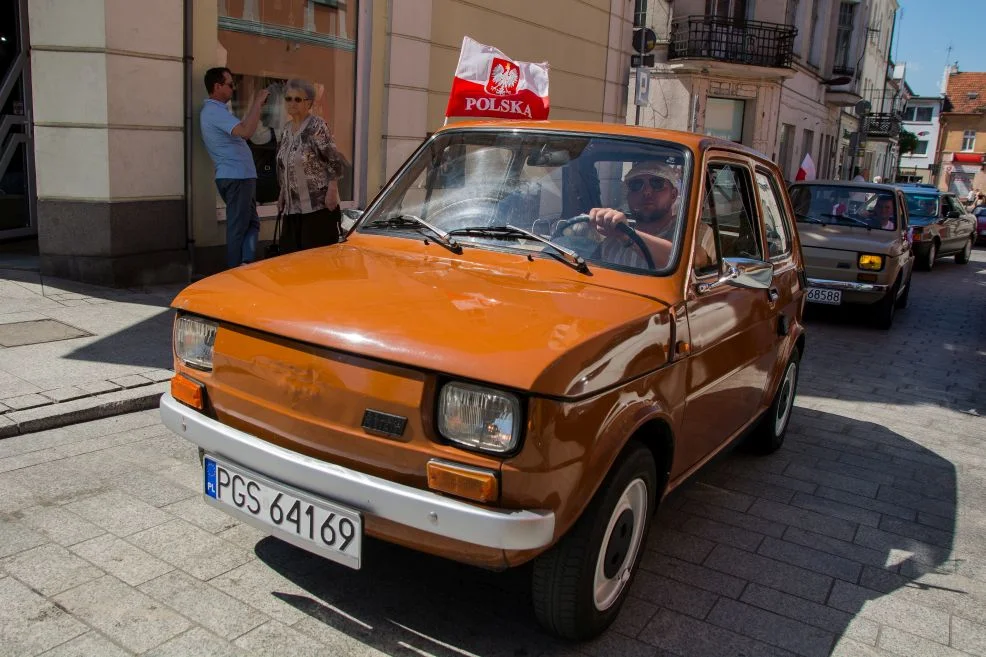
top-left (795, 212), bottom-right (824, 224)
top-left (365, 215), bottom-right (462, 254)
top-left (447, 225), bottom-right (591, 274)
top-left (821, 213), bottom-right (871, 230)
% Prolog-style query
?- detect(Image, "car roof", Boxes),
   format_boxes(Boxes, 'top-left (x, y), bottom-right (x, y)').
top-left (896, 185), bottom-right (949, 196)
top-left (788, 180), bottom-right (901, 192)
top-left (435, 120), bottom-right (772, 163)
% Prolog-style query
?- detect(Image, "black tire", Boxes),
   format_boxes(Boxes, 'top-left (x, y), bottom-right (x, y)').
top-left (745, 348), bottom-right (801, 455)
top-left (956, 236), bottom-right (974, 264)
top-left (873, 280), bottom-right (898, 330)
top-left (918, 241), bottom-right (937, 271)
top-left (532, 442), bottom-right (658, 641)
top-left (895, 272), bottom-right (911, 309)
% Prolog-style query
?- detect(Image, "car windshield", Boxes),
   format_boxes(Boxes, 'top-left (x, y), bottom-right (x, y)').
top-left (357, 130), bottom-right (691, 275)
top-left (789, 185), bottom-right (898, 231)
top-left (903, 192), bottom-right (941, 219)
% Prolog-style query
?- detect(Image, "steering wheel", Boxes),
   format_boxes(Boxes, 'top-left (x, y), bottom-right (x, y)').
top-left (552, 214), bottom-right (656, 271)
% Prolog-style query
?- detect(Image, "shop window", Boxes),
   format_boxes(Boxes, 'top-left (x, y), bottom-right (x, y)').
top-left (705, 98), bottom-right (745, 142)
top-left (216, 0), bottom-right (358, 216)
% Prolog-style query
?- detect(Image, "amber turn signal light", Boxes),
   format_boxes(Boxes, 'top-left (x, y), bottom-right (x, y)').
top-left (426, 460), bottom-right (499, 503)
top-left (171, 374), bottom-right (206, 411)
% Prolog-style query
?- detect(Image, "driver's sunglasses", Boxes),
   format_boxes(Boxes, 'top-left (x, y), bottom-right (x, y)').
top-left (627, 176), bottom-right (670, 193)
top-left (284, 95), bottom-right (309, 103)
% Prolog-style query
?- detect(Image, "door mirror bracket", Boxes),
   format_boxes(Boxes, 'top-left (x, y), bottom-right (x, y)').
top-left (697, 257), bottom-right (774, 294)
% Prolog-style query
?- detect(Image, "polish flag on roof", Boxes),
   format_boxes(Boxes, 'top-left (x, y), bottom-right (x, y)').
top-left (445, 36), bottom-right (550, 121)
top-left (795, 153), bottom-right (816, 181)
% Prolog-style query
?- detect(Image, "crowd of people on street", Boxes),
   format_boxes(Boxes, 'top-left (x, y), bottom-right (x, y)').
top-left (199, 67), bottom-right (346, 268)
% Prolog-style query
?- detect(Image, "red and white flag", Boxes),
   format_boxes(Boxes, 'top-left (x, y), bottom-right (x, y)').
top-left (445, 36), bottom-right (549, 121)
top-left (795, 153), bottom-right (816, 181)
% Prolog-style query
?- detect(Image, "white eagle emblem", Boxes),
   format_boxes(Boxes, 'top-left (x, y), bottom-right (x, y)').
top-left (486, 59), bottom-right (520, 96)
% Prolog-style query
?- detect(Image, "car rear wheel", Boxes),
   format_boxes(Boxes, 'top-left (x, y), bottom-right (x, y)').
top-left (745, 348), bottom-right (801, 455)
top-left (919, 242), bottom-right (937, 271)
top-left (531, 442), bottom-right (657, 641)
top-left (956, 236), bottom-right (974, 264)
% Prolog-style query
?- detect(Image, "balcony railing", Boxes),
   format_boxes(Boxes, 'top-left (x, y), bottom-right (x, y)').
top-left (669, 16), bottom-right (797, 69)
top-left (832, 65), bottom-right (855, 77)
top-left (864, 113), bottom-right (902, 139)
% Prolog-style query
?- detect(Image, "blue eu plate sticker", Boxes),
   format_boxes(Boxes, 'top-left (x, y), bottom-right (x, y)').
top-left (204, 458), bottom-right (217, 499)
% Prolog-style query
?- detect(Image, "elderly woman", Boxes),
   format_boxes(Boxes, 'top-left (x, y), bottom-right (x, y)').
top-left (275, 79), bottom-right (345, 252)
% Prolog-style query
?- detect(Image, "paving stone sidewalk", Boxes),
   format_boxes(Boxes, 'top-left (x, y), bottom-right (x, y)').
top-left (0, 249), bottom-right (983, 657)
top-left (0, 268), bottom-right (179, 435)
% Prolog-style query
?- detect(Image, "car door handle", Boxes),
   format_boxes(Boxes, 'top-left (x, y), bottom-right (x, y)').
top-left (767, 287), bottom-right (780, 304)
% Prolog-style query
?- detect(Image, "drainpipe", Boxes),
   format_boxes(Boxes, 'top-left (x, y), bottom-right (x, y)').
top-left (182, 0), bottom-right (196, 278)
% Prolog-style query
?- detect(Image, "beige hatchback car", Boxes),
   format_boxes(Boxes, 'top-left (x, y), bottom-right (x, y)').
top-left (788, 181), bottom-right (914, 329)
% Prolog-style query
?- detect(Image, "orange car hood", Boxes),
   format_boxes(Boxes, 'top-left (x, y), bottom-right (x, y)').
top-left (173, 241), bottom-right (673, 397)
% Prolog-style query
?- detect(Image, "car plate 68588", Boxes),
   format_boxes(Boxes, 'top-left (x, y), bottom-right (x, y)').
top-left (203, 455), bottom-right (362, 569)
top-left (806, 287), bottom-right (842, 305)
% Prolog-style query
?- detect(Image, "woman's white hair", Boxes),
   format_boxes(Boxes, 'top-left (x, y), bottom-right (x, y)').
top-left (286, 78), bottom-right (316, 102)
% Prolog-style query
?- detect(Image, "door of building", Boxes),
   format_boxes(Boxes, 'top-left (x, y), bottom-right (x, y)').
top-left (0, 0), bottom-right (35, 239)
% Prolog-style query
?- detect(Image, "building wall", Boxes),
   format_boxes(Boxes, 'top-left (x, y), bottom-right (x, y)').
top-left (375, 0), bottom-right (633, 189)
top-left (937, 114), bottom-right (986, 194)
top-left (29, 0), bottom-right (187, 285)
top-left (899, 99), bottom-right (941, 181)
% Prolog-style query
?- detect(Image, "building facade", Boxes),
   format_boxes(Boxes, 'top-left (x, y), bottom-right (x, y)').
top-left (3, 0), bottom-right (634, 285)
top-left (936, 68), bottom-right (986, 196)
top-left (897, 93), bottom-right (943, 184)
top-left (627, 0), bottom-right (899, 184)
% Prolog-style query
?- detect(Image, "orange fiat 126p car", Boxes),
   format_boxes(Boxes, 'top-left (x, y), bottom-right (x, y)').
top-left (161, 121), bottom-right (807, 640)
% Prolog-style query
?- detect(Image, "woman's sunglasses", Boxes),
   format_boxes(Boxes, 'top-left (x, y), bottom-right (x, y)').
top-left (284, 95), bottom-right (309, 103)
top-left (627, 176), bottom-right (670, 193)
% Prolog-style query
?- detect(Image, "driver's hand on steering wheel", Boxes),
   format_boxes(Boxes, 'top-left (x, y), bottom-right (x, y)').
top-left (588, 208), bottom-right (631, 239)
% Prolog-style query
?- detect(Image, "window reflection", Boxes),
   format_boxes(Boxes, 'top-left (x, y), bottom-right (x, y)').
top-left (215, 0), bottom-right (357, 217)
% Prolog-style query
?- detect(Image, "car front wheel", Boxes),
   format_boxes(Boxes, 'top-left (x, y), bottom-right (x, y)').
top-left (919, 242), bottom-right (937, 271)
top-left (956, 236), bottom-right (974, 264)
top-left (532, 442), bottom-right (657, 640)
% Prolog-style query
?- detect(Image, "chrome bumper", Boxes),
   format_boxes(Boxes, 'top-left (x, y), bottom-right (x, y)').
top-left (159, 393), bottom-right (555, 551)
top-left (807, 277), bottom-right (889, 293)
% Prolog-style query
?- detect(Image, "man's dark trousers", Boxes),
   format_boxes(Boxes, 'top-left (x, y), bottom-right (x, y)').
top-left (216, 178), bottom-right (260, 267)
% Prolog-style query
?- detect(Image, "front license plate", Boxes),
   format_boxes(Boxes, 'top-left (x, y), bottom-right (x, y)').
top-left (806, 287), bottom-right (842, 305)
top-left (203, 455), bottom-right (362, 569)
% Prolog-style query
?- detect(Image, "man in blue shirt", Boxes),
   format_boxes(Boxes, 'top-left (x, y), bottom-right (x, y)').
top-left (200, 67), bottom-right (270, 267)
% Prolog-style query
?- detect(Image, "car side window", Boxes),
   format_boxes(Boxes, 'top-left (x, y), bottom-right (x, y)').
top-left (754, 170), bottom-right (792, 259)
top-left (946, 196), bottom-right (965, 216)
top-left (695, 162), bottom-right (762, 277)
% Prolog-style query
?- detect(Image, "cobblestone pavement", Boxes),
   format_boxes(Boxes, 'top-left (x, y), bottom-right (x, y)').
top-left (0, 249), bottom-right (984, 657)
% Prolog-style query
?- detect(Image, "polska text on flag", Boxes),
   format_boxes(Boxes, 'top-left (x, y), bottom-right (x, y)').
top-left (795, 153), bottom-right (816, 181)
top-left (445, 36), bottom-right (549, 121)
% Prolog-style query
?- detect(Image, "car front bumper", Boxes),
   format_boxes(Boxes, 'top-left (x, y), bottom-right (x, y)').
top-left (807, 277), bottom-right (890, 304)
top-left (159, 393), bottom-right (555, 551)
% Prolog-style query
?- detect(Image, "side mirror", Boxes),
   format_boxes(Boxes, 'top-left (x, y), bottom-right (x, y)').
top-left (946, 210), bottom-right (961, 219)
top-left (697, 257), bottom-right (774, 294)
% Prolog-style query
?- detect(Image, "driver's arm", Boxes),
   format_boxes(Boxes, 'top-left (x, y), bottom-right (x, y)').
top-left (587, 208), bottom-right (672, 267)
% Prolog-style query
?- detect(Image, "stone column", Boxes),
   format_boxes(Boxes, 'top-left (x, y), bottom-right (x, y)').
top-left (29, 0), bottom-right (187, 286)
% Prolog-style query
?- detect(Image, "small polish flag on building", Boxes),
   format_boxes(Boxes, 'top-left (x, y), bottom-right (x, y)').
top-left (795, 153), bottom-right (816, 181)
top-left (445, 36), bottom-right (550, 121)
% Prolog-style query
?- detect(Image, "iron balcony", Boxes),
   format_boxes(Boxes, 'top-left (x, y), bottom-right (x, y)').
top-left (668, 16), bottom-right (797, 69)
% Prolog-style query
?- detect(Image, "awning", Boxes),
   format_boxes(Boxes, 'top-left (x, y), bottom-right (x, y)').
top-left (952, 152), bottom-right (984, 164)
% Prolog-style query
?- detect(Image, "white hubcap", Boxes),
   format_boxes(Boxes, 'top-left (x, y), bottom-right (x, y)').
top-left (593, 479), bottom-right (648, 611)
top-left (774, 361), bottom-right (797, 436)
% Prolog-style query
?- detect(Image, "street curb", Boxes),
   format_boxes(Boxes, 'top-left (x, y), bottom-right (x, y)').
top-left (0, 382), bottom-right (169, 438)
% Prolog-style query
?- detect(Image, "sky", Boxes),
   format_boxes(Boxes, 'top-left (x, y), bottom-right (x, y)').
top-left (893, 0), bottom-right (986, 97)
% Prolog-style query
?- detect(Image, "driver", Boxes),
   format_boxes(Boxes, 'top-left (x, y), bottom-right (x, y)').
top-left (587, 161), bottom-right (715, 269)
top-left (863, 195), bottom-right (896, 230)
